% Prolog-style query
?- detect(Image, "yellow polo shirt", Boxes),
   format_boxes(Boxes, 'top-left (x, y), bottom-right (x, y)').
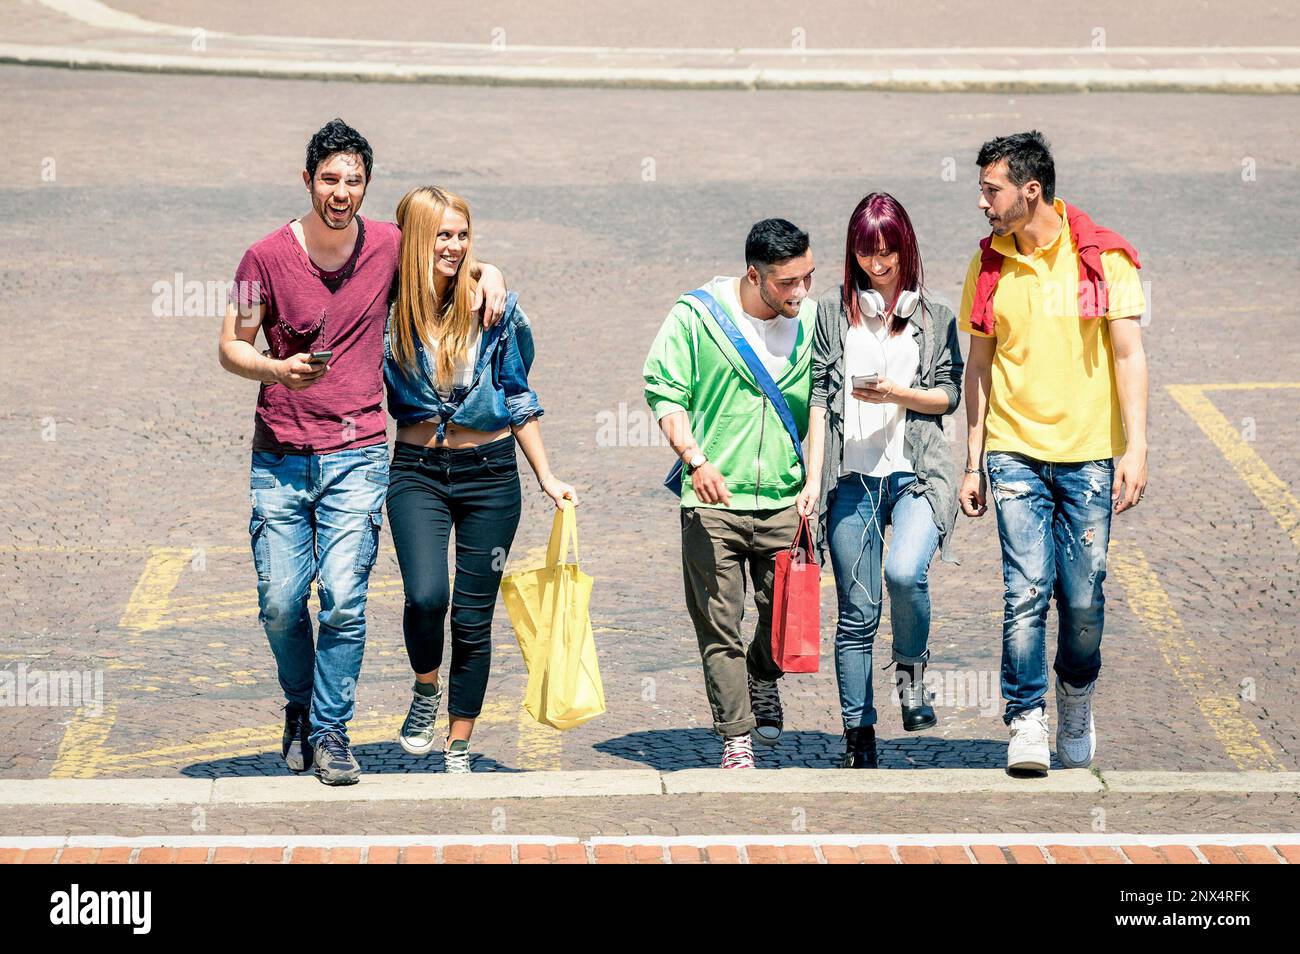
top-left (958, 197), bottom-right (1145, 463)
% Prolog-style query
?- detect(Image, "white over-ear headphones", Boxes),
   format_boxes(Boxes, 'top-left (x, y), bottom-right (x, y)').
top-left (858, 287), bottom-right (921, 320)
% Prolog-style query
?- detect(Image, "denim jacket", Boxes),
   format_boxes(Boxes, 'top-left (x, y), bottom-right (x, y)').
top-left (383, 291), bottom-right (543, 439)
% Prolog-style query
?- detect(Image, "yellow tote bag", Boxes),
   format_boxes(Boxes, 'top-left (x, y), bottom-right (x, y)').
top-left (500, 502), bottom-right (605, 730)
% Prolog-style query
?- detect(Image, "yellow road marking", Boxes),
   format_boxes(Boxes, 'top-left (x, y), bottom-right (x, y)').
top-left (160, 580), bottom-right (406, 627)
top-left (117, 548), bottom-right (196, 632)
top-left (49, 546), bottom-right (194, 774)
top-left (1110, 540), bottom-right (1281, 771)
top-left (130, 545), bottom-right (552, 631)
top-left (1167, 382), bottom-right (1300, 551)
top-left (49, 703), bottom-right (118, 779)
top-left (51, 533), bottom-right (564, 775)
top-left (1183, 382), bottom-right (1300, 392)
top-left (164, 578), bottom-right (406, 613)
top-left (48, 701), bottom-right (542, 777)
top-left (47, 532), bottom-right (568, 778)
top-left (515, 707), bottom-right (564, 770)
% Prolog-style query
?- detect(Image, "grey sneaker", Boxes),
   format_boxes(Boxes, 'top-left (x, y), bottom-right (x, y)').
top-left (399, 681), bottom-right (443, 756)
top-left (748, 673), bottom-right (783, 746)
top-left (443, 738), bottom-right (472, 774)
top-left (1055, 677), bottom-right (1097, 768)
top-left (313, 732), bottom-right (361, 786)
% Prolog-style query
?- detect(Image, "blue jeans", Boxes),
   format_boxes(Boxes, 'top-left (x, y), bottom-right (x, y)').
top-left (987, 451), bottom-right (1113, 725)
top-left (827, 472), bottom-right (940, 730)
top-left (248, 443), bottom-right (389, 746)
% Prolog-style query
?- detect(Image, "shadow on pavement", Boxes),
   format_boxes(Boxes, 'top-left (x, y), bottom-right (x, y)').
top-left (179, 741), bottom-right (526, 778)
top-left (596, 729), bottom-right (1059, 770)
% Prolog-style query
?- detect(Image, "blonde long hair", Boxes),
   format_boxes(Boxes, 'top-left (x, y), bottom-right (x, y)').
top-left (391, 186), bottom-right (479, 389)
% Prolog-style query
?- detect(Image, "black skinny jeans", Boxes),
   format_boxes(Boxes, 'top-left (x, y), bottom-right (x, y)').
top-left (385, 436), bottom-right (522, 718)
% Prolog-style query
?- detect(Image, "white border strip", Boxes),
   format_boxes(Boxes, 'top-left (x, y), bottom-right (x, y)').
top-left (1, 833), bottom-right (1297, 850)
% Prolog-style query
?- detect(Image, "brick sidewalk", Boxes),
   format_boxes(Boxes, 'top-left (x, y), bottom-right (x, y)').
top-left (2, 842), bottom-right (1296, 864)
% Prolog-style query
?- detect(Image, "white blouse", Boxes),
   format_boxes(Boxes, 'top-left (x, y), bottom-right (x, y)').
top-left (840, 314), bottom-right (920, 478)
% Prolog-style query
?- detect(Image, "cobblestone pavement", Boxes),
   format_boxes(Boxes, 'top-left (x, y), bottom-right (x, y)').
top-left (1, 49), bottom-right (1297, 840)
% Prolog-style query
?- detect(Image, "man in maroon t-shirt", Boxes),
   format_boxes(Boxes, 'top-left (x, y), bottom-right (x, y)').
top-left (219, 119), bottom-right (507, 785)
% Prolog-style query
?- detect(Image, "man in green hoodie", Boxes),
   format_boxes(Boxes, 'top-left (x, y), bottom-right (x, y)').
top-left (643, 219), bottom-right (817, 769)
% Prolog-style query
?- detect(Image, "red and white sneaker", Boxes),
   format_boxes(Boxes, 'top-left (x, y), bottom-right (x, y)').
top-left (720, 733), bottom-right (755, 769)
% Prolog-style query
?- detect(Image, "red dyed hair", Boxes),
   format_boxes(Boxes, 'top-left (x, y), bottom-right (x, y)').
top-left (842, 192), bottom-right (924, 333)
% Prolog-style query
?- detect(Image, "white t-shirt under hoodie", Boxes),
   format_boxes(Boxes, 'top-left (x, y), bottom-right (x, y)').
top-left (711, 276), bottom-right (799, 379)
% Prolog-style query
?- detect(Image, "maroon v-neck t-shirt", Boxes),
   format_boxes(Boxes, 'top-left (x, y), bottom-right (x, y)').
top-left (232, 215), bottom-right (400, 454)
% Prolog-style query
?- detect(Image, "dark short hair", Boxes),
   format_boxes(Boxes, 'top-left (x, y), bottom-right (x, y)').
top-left (745, 218), bottom-right (810, 272)
top-left (305, 118), bottom-right (373, 181)
top-left (976, 130), bottom-right (1055, 203)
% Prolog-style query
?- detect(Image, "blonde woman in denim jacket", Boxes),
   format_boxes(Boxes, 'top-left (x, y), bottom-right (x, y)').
top-left (384, 186), bottom-right (576, 773)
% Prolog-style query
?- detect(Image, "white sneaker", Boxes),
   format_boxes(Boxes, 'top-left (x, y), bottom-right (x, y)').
top-left (398, 681), bottom-right (442, 756)
top-left (1055, 678), bottom-right (1097, 768)
top-left (1007, 709), bottom-right (1050, 772)
top-left (443, 739), bottom-right (472, 774)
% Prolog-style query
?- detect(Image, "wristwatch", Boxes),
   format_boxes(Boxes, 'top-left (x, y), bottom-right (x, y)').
top-left (685, 451), bottom-right (707, 474)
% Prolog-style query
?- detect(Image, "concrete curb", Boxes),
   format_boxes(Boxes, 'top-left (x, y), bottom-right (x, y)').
top-left (3, 43), bottom-right (1300, 93)
top-left (661, 767), bottom-right (1106, 794)
top-left (1, 770), bottom-right (1297, 806)
top-left (1105, 771), bottom-right (1300, 793)
top-left (209, 769), bottom-right (664, 803)
top-left (0, 778), bottom-right (214, 805)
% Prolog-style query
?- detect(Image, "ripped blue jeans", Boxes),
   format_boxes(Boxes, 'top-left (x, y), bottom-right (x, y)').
top-left (986, 452), bottom-right (1113, 725)
top-left (249, 444), bottom-right (389, 747)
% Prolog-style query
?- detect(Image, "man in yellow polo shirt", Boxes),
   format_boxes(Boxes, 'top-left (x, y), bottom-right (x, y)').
top-left (957, 131), bottom-right (1149, 774)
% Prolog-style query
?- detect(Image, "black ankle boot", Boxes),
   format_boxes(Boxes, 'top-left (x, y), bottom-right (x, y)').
top-left (841, 726), bottom-right (877, 769)
top-left (897, 664), bottom-right (937, 732)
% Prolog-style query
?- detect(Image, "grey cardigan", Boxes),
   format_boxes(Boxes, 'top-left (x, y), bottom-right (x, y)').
top-left (810, 284), bottom-right (964, 565)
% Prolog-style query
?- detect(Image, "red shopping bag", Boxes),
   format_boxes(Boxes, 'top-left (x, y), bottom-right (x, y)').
top-left (771, 513), bottom-right (821, 673)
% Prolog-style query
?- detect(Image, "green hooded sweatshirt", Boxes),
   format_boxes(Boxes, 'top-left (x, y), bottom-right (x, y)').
top-left (643, 277), bottom-right (815, 510)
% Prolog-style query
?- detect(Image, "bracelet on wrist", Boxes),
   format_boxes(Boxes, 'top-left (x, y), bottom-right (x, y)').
top-left (964, 467), bottom-right (983, 475)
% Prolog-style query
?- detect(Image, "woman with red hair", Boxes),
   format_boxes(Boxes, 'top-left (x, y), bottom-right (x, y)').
top-left (797, 192), bottom-right (964, 768)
